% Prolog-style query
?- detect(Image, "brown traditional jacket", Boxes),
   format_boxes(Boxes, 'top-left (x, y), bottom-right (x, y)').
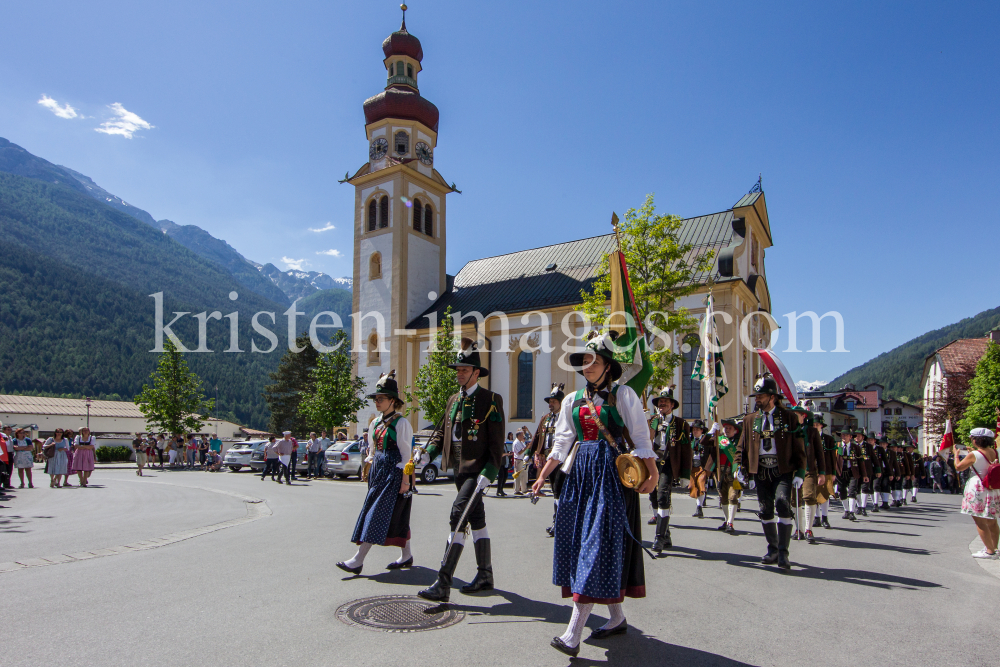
top-left (648, 414), bottom-right (692, 479)
top-left (884, 447), bottom-right (900, 478)
top-left (837, 440), bottom-right (861, 479)
top-left (804, 427), bottom-right (825, 476)
top-left (428, 387), bottom-right (506, 477)
top-left (526, 410), bottom-right (560, 461)
top-left (735, 406), bottom-right (806, 477)
top-left (821, 433), bottom-right (840, 475)
top-left (691, 434), bottom-right (716, 474)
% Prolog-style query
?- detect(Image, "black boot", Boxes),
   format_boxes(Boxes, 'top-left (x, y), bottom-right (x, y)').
top-left (870, 503), bottom-right (879, 513)
top-left (761, 522), bottom-right (779, 565)
top-left (418, 543), bottom-right (464, 603)
top-left (693, 506), bottom-right (704, 518)
top-left (842, 511), bottom-right (851, 519)
top-left (812, 516), bottom-right (821, 528)
top-left (647, 515), bottom-right (657, 525)
top-left (461, 539), bottom-right (494, 593)
top-left (859, 507), bottom-right (868, 517)
top-left (652, 516), bottom-right (671, 553)
top-left (821, 516), bottom-right (831, 529)
top-left (881, 501), bottom-right (890, 510)
top-left (777, 522), bottom-right (792, 570)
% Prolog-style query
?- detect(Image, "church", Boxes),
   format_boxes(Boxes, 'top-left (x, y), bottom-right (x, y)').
top-left (347, 11), bottom-right (776, 434)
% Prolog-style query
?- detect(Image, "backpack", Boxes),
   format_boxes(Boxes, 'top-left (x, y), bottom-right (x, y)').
top-left (973, 449), bottom-right (1000, 491)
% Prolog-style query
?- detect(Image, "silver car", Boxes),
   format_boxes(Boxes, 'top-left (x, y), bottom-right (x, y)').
top-left (224, 441), bottom-right (267, 471)
top-left (326, 440), bottom-right (364, 479)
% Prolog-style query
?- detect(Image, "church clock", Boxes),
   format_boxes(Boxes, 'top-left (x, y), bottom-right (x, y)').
top-left (369, 137), bottom-right (389, 161)
top-left (415, 141), bottom-right (433, 165)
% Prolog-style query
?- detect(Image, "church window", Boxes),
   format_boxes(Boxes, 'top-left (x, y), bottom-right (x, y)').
top-left (388, 63), bottom-right (394, 76)
top-left (750, 234), bottom-right (759, 272)
top-left (407, 64), bottom-right (413, 78)
top-left (413, 199), bottom-right (422, 229)
top-left (369, 252), bottom-right (382, 280)
top-left (368, 333), bottom-right (380, 365)
top-left (379, 196), bottom-right (389, 228)
top-left (424, 204), bottom-right (433, 236)
top-left (682, 335), bottom-right (701, 419)
top-left (395, 131), bottom-right (409, 156)
top-left (515, 351), bottom-right (533, 420)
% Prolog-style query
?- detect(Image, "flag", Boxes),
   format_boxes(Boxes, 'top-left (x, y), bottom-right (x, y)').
top-left (607, 250), bottom-right (653, 396)
top-left (691, 293), bottom-right (728, 415)
top-left (938, 419), bottom-right (954, 452)
top-left (755, 348), bottom-right (799, 406)
top-left (0, 435), bottom-right (8, 465)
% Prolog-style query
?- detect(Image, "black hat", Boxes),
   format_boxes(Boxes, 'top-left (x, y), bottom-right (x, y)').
top-left (690, 419), bottom-right (707, 431)
top-left (448, 338), bottom-right (489, 377)
top-left (721, 416), bottom-right (742, 429)
top-left (812, 412), bottom-right (827, 426)
top-left (751, 374), bottom-right (782, 398)
top-left (867, 431), bottom-right (878, 439)
top-left (367, 370), bottom-right (401, 400)
top-left (546, 383), bottom-right (566, 403)
top-left (568, 330), bottom-right (622, 381)
top-left (650, 385), bottom-right (680, 410)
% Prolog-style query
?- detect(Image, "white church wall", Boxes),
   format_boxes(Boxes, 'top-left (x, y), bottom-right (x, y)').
top-left (355, 233), bottom-right (394, 431)
top-left (406, 234), bottom-right (441, 324)
top-left (534, 350), bottom-right (551, 425)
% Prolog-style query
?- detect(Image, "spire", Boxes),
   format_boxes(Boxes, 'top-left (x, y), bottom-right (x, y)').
top-left (400, 3), bottom-right (407, 31)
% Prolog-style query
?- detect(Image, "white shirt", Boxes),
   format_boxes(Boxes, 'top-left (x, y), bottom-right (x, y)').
top-left (367, 414), bottom-right (413, 470)
top-left (307, 438), bottom-right (322, 453)
top-left (758, 408), bottom-right (776, 456)
top-left (452, 384), bottom-right (479, 442)
top-left (548, 384), bottom-right (655, 462)
top-left (317, 437), bottom-right (331, 452)
top-left (512, 438), bottom-right (527, 460)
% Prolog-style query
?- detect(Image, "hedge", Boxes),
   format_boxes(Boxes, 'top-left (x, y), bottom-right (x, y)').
top-left (95, 445), bottom-right (133, 462)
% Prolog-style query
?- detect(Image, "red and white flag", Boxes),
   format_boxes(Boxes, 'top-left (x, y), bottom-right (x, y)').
top-left (755, 348), bottom-right (799, 406)
top-left (938, 419), bottom-right (954, 452)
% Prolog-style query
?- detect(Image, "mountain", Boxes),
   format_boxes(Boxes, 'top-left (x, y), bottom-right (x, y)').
top-left (823, 305), bottom-right (1000, 403)
top-left (298, 288), bottom-right (354, 334)
top-left (0, 137), bottom-right (286, 305)
top-left (254, 263), bottom-right (352, 301)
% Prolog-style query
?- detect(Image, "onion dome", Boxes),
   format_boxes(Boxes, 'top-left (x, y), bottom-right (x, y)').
top-left (363, 87), bottom-right (439, 132)
top-left (382, 22), bottom-right (423, 62)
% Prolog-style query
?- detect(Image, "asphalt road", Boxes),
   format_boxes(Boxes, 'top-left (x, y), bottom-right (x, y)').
top-left (3, 468), bottom-right (996, 667)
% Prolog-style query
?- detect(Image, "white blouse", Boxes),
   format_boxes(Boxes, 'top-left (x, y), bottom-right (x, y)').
top-left (367, 414), bottom-right (413, 470)
top-left (548, 383), bottom-right (655, 462)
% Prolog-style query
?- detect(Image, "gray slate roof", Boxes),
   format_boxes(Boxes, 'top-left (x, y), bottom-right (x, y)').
top-left (406, 208), bottom-right (746, 329)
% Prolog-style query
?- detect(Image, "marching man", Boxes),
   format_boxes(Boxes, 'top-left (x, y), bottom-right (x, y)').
top-left (527, 383), bottom-right (567, 537)
top-left (646, 387), bottom-right (691, 554)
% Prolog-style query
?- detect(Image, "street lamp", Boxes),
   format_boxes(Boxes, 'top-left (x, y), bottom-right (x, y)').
top-left (85, 396), bottom-right (92, 430)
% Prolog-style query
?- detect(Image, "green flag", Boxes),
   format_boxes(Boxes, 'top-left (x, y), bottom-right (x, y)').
top-left (608, 250), bottom-right (654, 396)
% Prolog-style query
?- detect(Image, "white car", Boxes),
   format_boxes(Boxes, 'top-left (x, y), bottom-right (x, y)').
top-left (224, 441), bottom-right (267, 471)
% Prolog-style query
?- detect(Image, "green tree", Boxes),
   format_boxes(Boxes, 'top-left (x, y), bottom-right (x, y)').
top-left (959, 341), bottom-right (1000, 445)
top-left (405, 306), bottom-right (458, 427)
top-left (262, 333), bottom-right (319, 434)
top-left (885, 418), bottom-right (910, 442)
top-left (299, 331), bottom-right (368, 433)
top-left (134, 339), bottom-right (215, 434)
top-left (578, 194), bottom-right (717, 391)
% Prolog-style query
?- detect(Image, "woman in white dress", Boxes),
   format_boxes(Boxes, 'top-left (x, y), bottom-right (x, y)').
top-left (44, 428), bottom-right (71, 487)
top-left (955, 427), bottom-right (1000, 559)
top-left (11, 428), bottom-right (35, 488)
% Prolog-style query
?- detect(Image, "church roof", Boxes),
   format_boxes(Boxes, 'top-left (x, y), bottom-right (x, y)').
top-left (406, 208), bottom-right (745, 329)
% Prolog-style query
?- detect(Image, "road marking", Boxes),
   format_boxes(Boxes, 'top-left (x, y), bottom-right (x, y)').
top-left (0, 479), bottom-right (271, 574)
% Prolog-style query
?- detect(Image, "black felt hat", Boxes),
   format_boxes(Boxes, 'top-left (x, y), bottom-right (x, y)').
top-left (546, 383), bottom-right (566, 403)
top-left (650, 385), bottom-right (680, 410)
top-left (568, 330), bottom-right (623, 381)
top-left (367, 370), bottom-right (401, 400)
top-left (448, 338), bottom-right (489, 377)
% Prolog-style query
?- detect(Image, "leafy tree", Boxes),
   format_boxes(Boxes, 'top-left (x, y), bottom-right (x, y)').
top-left (925, 359), bottom-right (976, 446)
top-left (885, 418), bottom-right (910, 442)
top-left (134, 339), bottom-right (215, 434)
top-left (299, 331), bottom-right (368, 433)
top-left (405, 306), bottom-right (458, 427)
top-left (262, 333), bottom-right (319, 435)
top-left (578, 194), bottom-right (716, 391)
top-left (959, 342), bottom-right (1000, 444)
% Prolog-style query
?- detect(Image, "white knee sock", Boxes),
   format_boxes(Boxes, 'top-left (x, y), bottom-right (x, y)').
top-left (846, 498), bottom-right (855, 512)
top-left (859, 494), bottom-right (867, 508)
top-left (726, 504), bottom-right (736, 524)
top-left (777, 516), bottom-right (793, 526)
top-left (656, 508), bottom-right (671, 518)
top-left (598, 602), bottom-right (626, 631)
top-left (472, 527), bottom-right (490, 542)
top-left (344, 542), bottom-right (372, 568)
top-left (558, 602), bottom-right (594, 648)
top-left (819, 500), bottom-right (829, 517)
top-left (911, 487), bottom-right (918, 500)
top-left (698, 494), bottom-right (706, 507)
top-left (448, 531), bottom-right (466, 548)
top-left (803, 504), bottom-right (814, 530)
top-left (394, 540), bottom-right (412, 564)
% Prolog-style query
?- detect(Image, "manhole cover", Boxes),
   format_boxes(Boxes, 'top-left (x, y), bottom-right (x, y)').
top-left (336, 595), bottom-right (465, 633)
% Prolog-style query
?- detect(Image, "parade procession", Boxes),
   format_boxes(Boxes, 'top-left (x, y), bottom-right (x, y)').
top-left (3, 3), bottom-right (1000, 666)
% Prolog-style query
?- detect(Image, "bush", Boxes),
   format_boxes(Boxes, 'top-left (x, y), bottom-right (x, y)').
top-left (95, 445), bottom-right (133, 462)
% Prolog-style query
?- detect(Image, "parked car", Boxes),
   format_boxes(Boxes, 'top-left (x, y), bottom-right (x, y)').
top-left (295, 439), bottom-right (334, 476)
top-left (326, 440), bottom-right (364, 479)
top-left (412, 429), bottom-right (454, 484)
top-left (224, 441), bottom-right (267, 472)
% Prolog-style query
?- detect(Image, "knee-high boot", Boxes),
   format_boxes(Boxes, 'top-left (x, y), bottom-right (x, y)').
top-left (652, 516), bottom-right (671, 553)
top-left (418, 542), bottom-right (464, 603)
top-left (761, 522), bottom-right (779, 564)
top-left (461, 539), bottom-right (494, 593)
top-left (777, 522), bottom-right (793, 570)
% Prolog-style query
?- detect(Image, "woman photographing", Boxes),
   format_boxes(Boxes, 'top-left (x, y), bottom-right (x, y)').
top-left (532, 331), bottom-right (658, 657)
top-left (955, 427), bottom-right (1000, 559)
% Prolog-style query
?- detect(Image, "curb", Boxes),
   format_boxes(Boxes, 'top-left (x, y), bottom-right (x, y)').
top-left (969, 537), bottom-right (1000, 581)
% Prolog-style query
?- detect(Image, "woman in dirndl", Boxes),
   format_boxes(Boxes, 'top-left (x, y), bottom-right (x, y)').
top-left (532, 331), bottom-right (659, 658)
top-left (72, 427), bottom-right (97, 487)
top-left (955, 428), bottom-right (1000, 559)
top-left (11, 428), bottom-right (35, 489)
top-left (337, 371), bottom-right (414, 575)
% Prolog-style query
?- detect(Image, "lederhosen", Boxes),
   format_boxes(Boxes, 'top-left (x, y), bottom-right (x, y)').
top-left (689, 435), bottom-right (713, 498)
top-left (838, 443), bottom-right (860, 499)
top-left (649, 416), bottom-right (685, 512)
top-left (350, 414), bottom-right (412, 547)
top-left (752, 410), bottom-right (794, 521)
top-left (553, 386), bottom-right (645, 604)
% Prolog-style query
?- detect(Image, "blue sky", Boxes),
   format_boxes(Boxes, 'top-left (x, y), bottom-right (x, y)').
top-left (1, 0), bottom-right (997, 384)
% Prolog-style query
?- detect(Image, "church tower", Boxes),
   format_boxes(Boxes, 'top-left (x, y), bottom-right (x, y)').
top-left (348, 6), bottom-right (451, 429)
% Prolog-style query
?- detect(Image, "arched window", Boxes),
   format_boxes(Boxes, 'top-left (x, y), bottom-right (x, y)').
top-left (515, 351), bottom-right (533, 420)
top-left (368, 199), bottom-right (377, 232)
top-left (369, 252), bottom-right (381, 280)
top-left (388, 62), bottom-right (394, 76)
top-left (368, 333), bottom-right (380, 365)
top-left (424, 204), bottom-right (433, 237)
top-left (379, 196), bottom-right (389, 228)
top-left (406, 64), bottom-right (413, 78)
top-left (412, 199), bottom-right (422, 229)
top-left (394, 131), bottom-right (409, 156)
top-left (682, 335), bottom-right (701, 419)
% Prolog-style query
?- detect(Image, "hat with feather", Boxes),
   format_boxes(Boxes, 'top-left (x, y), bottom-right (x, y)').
top-left (650, 385), bottom-right (680, 410)
top-left (568, 329), bottom-right (623, 380)
top-left (367, 370), bottom-right (401, 400)
top-left (448, 338), bottom-right (489, 377)
top-left (546, 382), bottom-right (566, 403)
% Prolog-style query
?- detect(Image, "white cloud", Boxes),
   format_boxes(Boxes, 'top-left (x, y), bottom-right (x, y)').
top-left (316, 249), bottom-right (343, 257)
top-left (95, 102), bottom-right (154, 138)
top-left (281, 256), bottom-right (308, 271)
top-left (309, 222), bottom-right (336, 233)
top-left (38, 95), bottom-right (79, 119)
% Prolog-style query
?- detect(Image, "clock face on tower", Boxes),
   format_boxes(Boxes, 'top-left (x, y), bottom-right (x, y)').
top-left (415, 142), bottom-right (433, 166)
top-left (369, 138), bottom-right (388, 161)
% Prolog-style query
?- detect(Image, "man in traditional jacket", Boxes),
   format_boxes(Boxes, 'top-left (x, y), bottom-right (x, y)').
top-left (646, 386), bottom-right (691, 553)
top-left (527, 383), bottom-right (566, 537)
top-left (812, 413), bottom-right (838, 530)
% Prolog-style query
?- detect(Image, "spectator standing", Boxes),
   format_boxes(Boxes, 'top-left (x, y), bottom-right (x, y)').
top-left (496, 433), bottom-right (513, 497)
top-left (132, 433), bottom-right (147, 476)
top-left (12, 428), bottom-right (35, 488)
top-left (186, 435), bottom-right (198, 469)
top-left (955, 428), bottom-right (1000, 559)
top-left (63, 429), bottom-right (76, 486)
top-left (155, 434), bottom-right (166, 468)
top-left (275, 431), bottom-right (293, 484)
top-left (289, 435), bottom-right (299, 480)
top-left (512, 430), bottom-right (528, 495)
top-left (45, 428), bottom-right (70, 488)
top-left (198, 437), bottom-right (209, 468)
top-left (1, 424), bottom-right (14, 489)
top-left (73, 427), bottom-right (97, 487)
top-left (167, 435), bottom-right (179, 467)
top-left (209, 435), bottom-right (222, 458)
top-left (261, 436), bottom-right (278, 481)
top-left (307, 432), bottom-right (324, 479)
top-left (930, 457), bottom-right (943, 492)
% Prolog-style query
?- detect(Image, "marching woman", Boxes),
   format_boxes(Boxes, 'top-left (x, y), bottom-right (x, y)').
top-left (532, 331), bottom-right (658, 658)
top-left (337, 371), bottom-right (414, 574)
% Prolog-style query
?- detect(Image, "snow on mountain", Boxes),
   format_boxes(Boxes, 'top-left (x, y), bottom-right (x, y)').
top-left (796, 380), bottom-right (829, 392)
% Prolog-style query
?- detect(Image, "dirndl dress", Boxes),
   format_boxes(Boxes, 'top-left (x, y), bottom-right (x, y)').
top-left (13, 439), bottom-right (34, 468)
top-left (350, 438), bottom-right (411, 547)
top-left (48, 440), bottom-right (69, 476)
top-left (553, 439), bottom-right (645, 604)
top-left (961, 458), bottom-right (1000, 519)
